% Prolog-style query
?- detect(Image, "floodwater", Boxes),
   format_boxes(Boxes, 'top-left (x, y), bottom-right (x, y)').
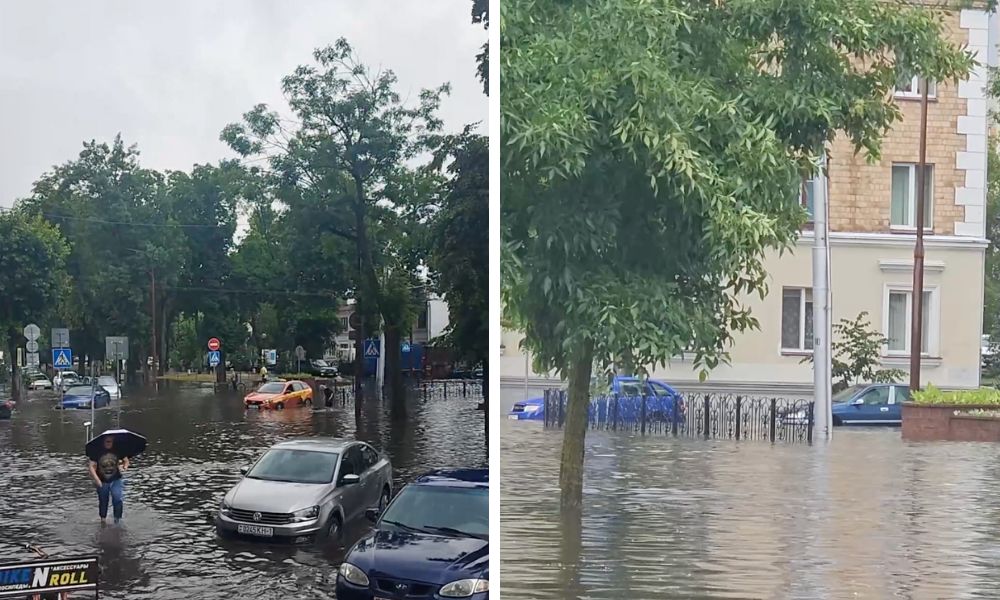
top-left (499, 387), bottom-right (1000, 600)
top-left (0, 381), bottom-right (486, 599)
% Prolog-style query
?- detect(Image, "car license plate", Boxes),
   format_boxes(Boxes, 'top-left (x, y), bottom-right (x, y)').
top-left (507, 414), bottom-right (519, 420)
top-left (237, 524), bottom-right (273, 537)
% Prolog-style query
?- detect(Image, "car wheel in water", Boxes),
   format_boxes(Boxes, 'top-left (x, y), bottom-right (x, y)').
top-left (323, 514), bottom-right (342, 542)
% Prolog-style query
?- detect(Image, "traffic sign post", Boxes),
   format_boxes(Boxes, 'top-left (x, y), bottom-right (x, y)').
top-left (364, 339), bottom-right (380, 358)
top-left (208, 351), bottom-right (221, 368)
top-left (295, 345), bottom-right (306, 373)
top-left (23, 324), bottom-right (40, 341)
top-left (52, 328), bottom-right (70, 349)
top-left (207, 338), bottom-right (221, 352)
top-left (25, 340), bottom-right (38, 353)
top-left (53, 348), bottom-right (73, 369)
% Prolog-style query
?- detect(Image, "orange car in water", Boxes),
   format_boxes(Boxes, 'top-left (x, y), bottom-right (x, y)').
top-left (244, 380), bottom-right (314, 410)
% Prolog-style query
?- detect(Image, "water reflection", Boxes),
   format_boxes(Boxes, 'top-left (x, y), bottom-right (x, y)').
top-left (0, 382), bottom-right (485, 599)
top-left (499, 387), bottom-right (1000, 599)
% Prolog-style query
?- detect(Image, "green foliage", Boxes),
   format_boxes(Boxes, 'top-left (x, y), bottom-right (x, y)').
top-left (472, 0), bottom-right (488, 95)
top-left (0, 208), bottom-right (69, 338)
top-left (985, 136), bottom-right (1000, 340)
top-left (501, 0), bottom-right (975, 380)
top-left (912, 383), bottom-right (1000, 405)
top-left (804, 312), bottom-right (906, 388)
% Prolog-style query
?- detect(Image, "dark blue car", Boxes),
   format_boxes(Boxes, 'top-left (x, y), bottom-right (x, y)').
top-left (508, 375), bottom-right (686, 423)
top-left (59, 385), bottom-right (111, 410)
top-left (336, 468), bottom-right (488, 600)
top-left (830, 383), bottom-right (910, 425)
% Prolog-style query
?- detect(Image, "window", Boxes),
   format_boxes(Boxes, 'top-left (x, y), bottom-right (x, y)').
top-left (859, 386), bottom-right (890, 406)
top-left (886, 289), bottom-right (933, 354)
top-left (360, 445), bottom-right (378, 471)
top-left (894, 74), bottom-right (936, 99)
top-left (801, 177), bottom-right (815, 221)
top-left (339, 446), bottom-right (362, 480)
top-left (781, 288), bottom-right (814, 351)
top-left (890, 164), bottom-right (933, 228)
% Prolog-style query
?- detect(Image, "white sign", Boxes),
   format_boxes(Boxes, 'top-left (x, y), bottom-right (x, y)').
top-left (265, 349), bottom-right (277, 366)
top-left (105, 336), bottom-right (129, 360)
top-left (23, 324), bottom-right (40, 341)
top-left (26, 353), bottom-right (39, 367)
top-left (52, 328), bottom-right (70, 348)
top-left (25, 341), bottom-right (38, 353)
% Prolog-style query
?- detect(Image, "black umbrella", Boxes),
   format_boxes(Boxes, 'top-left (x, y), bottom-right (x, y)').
top-left (85, 428), bottom-right (147, 461)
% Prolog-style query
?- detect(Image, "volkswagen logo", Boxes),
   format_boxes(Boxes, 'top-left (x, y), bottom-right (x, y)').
top-left (394, 583), bottom-right (409, 594)
top-left (252, 512), bottom-right (262, 522)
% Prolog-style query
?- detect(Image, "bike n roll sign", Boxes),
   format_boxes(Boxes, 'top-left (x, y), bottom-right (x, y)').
top-left (0, 556), bottom-right (99, 597)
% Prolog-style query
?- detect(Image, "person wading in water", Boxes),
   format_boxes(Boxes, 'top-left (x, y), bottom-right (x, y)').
top-left (88, 435), bottom-right (129, 525)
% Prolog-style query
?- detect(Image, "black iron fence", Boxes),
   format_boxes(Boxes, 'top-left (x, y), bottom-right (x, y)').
top-left (315, 379), bottom-right (483, 406)
top-left (542, 389), bottom-right (814, 443)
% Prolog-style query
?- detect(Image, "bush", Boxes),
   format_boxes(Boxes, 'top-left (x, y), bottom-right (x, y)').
top-left (911, 383), bottom-right (1000, 405)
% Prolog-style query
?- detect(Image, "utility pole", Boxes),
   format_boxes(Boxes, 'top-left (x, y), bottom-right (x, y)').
top-left (150, 268), bottom-right (158, 379)
top-left (910, 78), bottom-right (930, 391)
top-left (812, 149), bottom-right (833, 441)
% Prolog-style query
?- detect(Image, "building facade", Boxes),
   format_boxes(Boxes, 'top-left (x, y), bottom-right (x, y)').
top-left (329, 297), bottom-right (451, 361)
top-left (500, 7), bottom-right (993, 395)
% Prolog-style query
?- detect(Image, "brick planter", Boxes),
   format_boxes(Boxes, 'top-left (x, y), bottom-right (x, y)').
top-left (902, 402), bottom-right (1000, 442)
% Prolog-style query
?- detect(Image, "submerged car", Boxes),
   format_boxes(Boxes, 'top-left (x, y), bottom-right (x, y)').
top-left (508, 375), bottom-right (686, 423)
top-left (27, 373), bottom-right (53, 390)
top-left (216, 438), bottom-right (392, 541)
top-left (304, 359), bottom-right (339, 378)
top-left (782, 383), bottom-right (911, 426)
top-left (59, 385), bottom-right (111, 410)
top-left (244, 380), bottom-right (314, 410)
top-left (54, 370), bottom-right (80, 391)
top-left (97, 376), bottom-right (121, 400)
top-left (336, 468), bottom-right (489, 600)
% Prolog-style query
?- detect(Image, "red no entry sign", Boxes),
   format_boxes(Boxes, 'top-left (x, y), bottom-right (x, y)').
top-left (207, 338), bottom-right (221, 351)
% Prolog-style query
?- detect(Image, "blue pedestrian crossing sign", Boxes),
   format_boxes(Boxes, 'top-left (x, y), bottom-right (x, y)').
top-left (364, 339), bottom-right (380, 358)
top-left (52, 348), bottom-right (72, 369)
top-left (208, 350), bottom-right (221, 367)
top-left (401, 342), bottom-right (411, 353)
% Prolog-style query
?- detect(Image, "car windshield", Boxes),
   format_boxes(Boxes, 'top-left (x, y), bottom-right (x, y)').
top-left (62, 372), bottom-right (79, 379)
top-left (832, 385), bottom-right (865, 404)
top-left (246, 449), bottom-right (339, 484)
top-left (257, 382), bottom-right (286, 394)
top-left (313, 359), bottom-right (329, 367)
top-left (29, 374), bottom-right (47, 381)
top-left (380, 485), bottom-right (488, 539)
top-left (65, 386), bottom-right (93, 395)
top-left (98, 377), bottom-right (117, 386)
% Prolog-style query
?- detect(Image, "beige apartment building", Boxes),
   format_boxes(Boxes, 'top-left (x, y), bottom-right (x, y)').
top-left (500, 7), bottom-right (993, 395)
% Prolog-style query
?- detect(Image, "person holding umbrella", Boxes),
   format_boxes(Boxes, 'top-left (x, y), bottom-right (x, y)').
top-left (85, 429), bottom-right (146, 525)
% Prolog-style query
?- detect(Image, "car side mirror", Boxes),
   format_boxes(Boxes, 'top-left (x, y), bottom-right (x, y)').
top-left (340, 474), bottom-right (360, 486)
top-left (365, 507), bottom-right (380, 523)
top-left (239, 466), bottom-right (249, 475)
top-left (852, 398), bottom-right (865, 406)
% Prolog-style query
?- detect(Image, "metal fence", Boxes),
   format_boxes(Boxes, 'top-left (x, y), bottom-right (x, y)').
top-left (543, 389), bottom-right (814, 443)
top-left (316, 379), bottom-right (483, 406)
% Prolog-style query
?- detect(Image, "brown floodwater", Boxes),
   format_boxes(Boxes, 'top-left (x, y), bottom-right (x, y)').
top-left (500, 387), bottom-right (1000, 600)
top-left (0, 381), bottom-right (486, 599)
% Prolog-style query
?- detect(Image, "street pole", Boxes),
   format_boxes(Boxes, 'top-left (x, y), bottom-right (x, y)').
top-left (910, 78), bottom-right (930, 392)
top-left (150, 269), bottom-right (158, 381)
top-left (812, 148), bottom-right (833, 441)
top-left (524, 348), bottom-right (529, 401)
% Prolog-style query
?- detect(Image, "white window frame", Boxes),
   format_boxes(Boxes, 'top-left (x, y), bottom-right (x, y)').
top-left (780, 287), bottom-right (813, 354)
top-left (894, 76), bottom-right (937, 99)
top-left (882, 284), bottom-right (939, 358)
top-left (801, 177), bottom-right (815, 222)
top-left (890, 163), bottom-right (934, 231)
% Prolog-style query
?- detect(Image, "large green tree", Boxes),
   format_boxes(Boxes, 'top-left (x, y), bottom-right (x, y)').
top-left (0, 209), bottom-right (68, 400)
top-left (502, 0), bottom-right (975, 508)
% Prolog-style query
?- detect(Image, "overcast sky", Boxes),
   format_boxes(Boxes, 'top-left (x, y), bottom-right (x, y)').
top-left (0, 1), bottom-right (486, 207)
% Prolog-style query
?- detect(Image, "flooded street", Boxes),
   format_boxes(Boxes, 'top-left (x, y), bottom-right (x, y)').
top-left (500, 387), bottom-right (1000, 599)
top-left (0, 381), bottom-right (486, 599)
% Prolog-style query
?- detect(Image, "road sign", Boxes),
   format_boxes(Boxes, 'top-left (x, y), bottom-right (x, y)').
top-left (364, 339), bottom-right (380, 358)
top-left (295, 345), bottom-right (306, 360)
top-left (52, 348), bottom-right (73, 369)
top-left (106, 336), bottom-right (129, 360)
top-left (207, 338), bottom-right (221, 352)
top-left (25, 340), bottom-right (38, 353)
top-left (26, 353), bottom-right (39, 367)
top-left (264, 349), bottom-right (277, 366)
top-left (401, 342), bottom-right (411, 353)
top-left (208, 350), bottom-right (221, 367)
top-left (348, 312), bottom-right (361, 329)
top-left (52, 327), bottom-right (70, 348)
top-left (23, 324), bottom-right (40, 341)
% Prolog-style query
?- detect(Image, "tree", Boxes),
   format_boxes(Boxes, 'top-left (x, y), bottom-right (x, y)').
top-left (0, 209), bottom-right (68, 400)
top-left (802, 312), bottom-right (906, 392)
top-left (502, 0), bottom-right (975, 508)
top-left (429, 131), bottom-right (488, 438)
top-left (471, 0), bottom-right (488, 95)
top-left (222, 39), bottom-right (448, 407)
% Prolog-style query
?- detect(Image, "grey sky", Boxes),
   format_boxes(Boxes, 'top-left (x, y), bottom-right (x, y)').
top-left (0, 0), bottom-right (486, 207)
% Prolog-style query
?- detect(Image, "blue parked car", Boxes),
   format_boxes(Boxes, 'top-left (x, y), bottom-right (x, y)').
top-left (507, 375), bottom-right (686, 422)
top-left (59, 385), bottom-right (111, 410)
top-left (830, 383), bottom-right (910, 425)
top-left (336, 468), bottom-right (488, 600)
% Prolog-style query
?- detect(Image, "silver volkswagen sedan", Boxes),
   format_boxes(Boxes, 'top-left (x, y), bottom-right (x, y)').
top-left (215, 438), bottom-right (392, 541)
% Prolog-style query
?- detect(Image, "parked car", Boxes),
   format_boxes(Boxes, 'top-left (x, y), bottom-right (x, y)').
top-left (97, 376), bottom-right (121, 400)
top-left (508, 375), bottom-right (686, 422)
top-left (783, 383), bottom-right (910, 426)
top-left (215, 438), bottom-right (393, 542)
top-left (336, 468), bottom-right (489, 600)
top-left (58, 385), bottom-right (111, 410)
top-left (27, 373), bottom-right (53, 390)
top-left (244, 380), bottom-right (314, 409)
top-left (0, 398), bottom-right (13, 419)
top-left (53, 371), bottom-right (80, 391)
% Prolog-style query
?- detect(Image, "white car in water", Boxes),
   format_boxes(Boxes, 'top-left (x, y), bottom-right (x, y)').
top-left (97, 376), bottom-right (121, 400)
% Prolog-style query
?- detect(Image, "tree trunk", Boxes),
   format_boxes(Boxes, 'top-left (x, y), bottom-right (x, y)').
top-left (385, 325), bottom-right (405, 415)
top-left (7, 328), bottom-right (20, 403)
top-left (353, 200), bottom-right (368, 425)
top-left (559, 339), bottom-right (594, 510)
